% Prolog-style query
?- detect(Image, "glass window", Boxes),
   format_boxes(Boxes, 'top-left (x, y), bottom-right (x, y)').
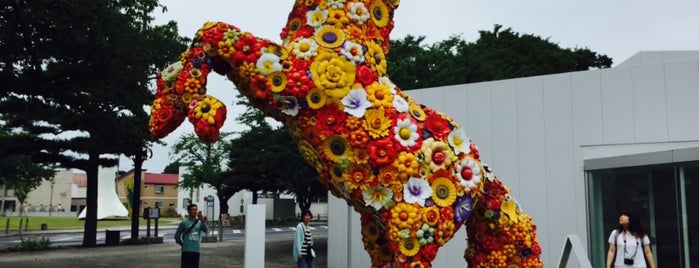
top-left (155, 185), bottom-right (164, 194)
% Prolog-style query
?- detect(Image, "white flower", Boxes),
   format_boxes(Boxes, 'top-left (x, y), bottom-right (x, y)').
top-left (394, 117), bottom-right (419, 148)
top-left (327, 0), bottom-right (346, 9)
top-left (392, 95), bottom-right (409, 113)
top-left (255, 53), bottom-right (282, 75)
top-left (161, 61), bottom-right (183, 82)
top-left (362, 186), bottom-right (393, 210)
top-left (447, 128), bottom-right (470, 155)
top-left (342, 88), bottom-right (373, 118)
top-left (455, 157), bottom-right (482, 189)
top-left (279, 96), bottom-right (299, 116)
top-left (403, 177), bottom-right (432, 207)
top-left (347, 2), bottom-right (370, 24)
top-left (293, 38), bottom-right (319, 60)
top-left (378, 76), bottom-right (396, 94)
top-left (340, 41), bottom-right (365, 64)
top-left (306, 8), bottom-right (329, 28)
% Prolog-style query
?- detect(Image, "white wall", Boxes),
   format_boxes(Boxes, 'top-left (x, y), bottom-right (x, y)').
top-left (328, 53), bottom-right (699, 267)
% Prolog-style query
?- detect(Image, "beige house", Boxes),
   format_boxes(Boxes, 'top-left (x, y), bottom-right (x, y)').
top-left (116, 170), bottom-right (179, 217)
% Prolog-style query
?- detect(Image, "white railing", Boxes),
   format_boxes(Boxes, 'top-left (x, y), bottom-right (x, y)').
top-left (557, 234), bottom-right (593, 268)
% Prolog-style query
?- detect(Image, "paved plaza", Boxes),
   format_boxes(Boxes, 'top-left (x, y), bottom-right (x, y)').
top-left (0, 234), bottom-right (328, 268)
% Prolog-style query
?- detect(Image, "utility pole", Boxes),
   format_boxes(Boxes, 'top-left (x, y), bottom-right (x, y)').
top-left (49, 180), bottom-right (55, 216)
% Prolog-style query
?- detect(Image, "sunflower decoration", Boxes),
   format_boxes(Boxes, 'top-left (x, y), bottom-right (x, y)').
top-left (187, 95), bottom-right (227, 143)
top-left (431, 176), bottom-right (457, 208)
top-left (268, 71), bottom-right (287, 93)
top-left (322, 135), bottom-right (350, 163)
top-left (399, 237), bottom-right (420, 257)
top-left (306, 87), bottom-right (328, 109)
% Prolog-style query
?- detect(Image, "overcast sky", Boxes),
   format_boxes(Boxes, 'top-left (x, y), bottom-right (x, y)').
top-left (120, 0), bottom-right (699, 173)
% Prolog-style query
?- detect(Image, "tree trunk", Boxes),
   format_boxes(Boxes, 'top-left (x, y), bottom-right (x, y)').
top-left (297, 187), bottom-right (311, 212)
top-left (217, 193), bottom-right (231, 216)
top-left (82, 153), bottom-right (99, 247)
top-left (130, 152), bottom-right (143, 240)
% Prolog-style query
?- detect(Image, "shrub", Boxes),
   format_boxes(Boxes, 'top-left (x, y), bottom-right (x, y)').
top-left (18, 236), bottom-right (51, 251)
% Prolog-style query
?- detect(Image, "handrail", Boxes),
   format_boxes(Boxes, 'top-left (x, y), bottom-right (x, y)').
top-left (557, 234), bottom-right (593, 268)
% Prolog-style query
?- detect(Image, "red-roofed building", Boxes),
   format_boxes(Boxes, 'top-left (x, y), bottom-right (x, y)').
top-left (116, 169), bottom-right (179, 216)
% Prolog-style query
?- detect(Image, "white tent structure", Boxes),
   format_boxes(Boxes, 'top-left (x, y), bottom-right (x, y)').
top-left (78, 166), bottom-right (128, 219)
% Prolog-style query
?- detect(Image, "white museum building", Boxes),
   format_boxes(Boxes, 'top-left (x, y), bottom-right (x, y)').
top-left (327, 51), bottom-right (699, 267)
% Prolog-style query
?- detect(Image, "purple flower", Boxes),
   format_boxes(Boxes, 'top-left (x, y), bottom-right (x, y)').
top-left (453, 195), bottom-right (473, 223)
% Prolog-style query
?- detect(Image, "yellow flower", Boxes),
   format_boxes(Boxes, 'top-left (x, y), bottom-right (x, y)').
top-left (315, 25), bottom-right (345, 48)
top-left (268, 72), bottom-right (287, 93)
top-left (366, 82), bottom-right (394, 108)
top-left (393, 152), bottom-right (419, 181)
top-left (390, 203), bottom-right (420, 230)
top-left (310, 51), bottom-right (356, 98)
top-left (327, 9), bottom-right (349, 26)
top-left (386, 0), bottom-right (400, 8)
top-left (217, 39), bottom-right (235, 59)
top-left (237, 62), bottom-right (258, 83)
top-left (369, 1), bottom-right (390, 28)
top-left (431, 177), bottom-right (457, 207)
top-left (306, 88), bottom-right (328, 109)
top-left (184, 77), bottom-right (201, 95)
top-left (346, 164), bottom-right (374, 191)
top-left (422, 206), bottom-right (440, 226)
top-left (365, 41), bottom-right (387, 76)
top-left (363, 107), bottom-right (391, 138)
top-left (399, 238), bottom-right (420, 257)
top-left (194, 96), bottom-right (224, 125)
top-left (409, 103), bottom-right (426, 121)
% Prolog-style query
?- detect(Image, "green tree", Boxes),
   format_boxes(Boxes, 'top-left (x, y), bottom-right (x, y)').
top-left (170, 133), bottom-right (240, 215)
top-left (163, 161), bottom-right (181, 174)
top-left (0, 0), bottom-right (186, 246)
top-left (387, 25), bottom-right (612, 90)
top-left (228, 98), bottom-right (326, 209)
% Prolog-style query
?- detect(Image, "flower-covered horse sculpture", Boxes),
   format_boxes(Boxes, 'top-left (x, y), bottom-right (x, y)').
top-left (149, 1), bottom-right (543, 267)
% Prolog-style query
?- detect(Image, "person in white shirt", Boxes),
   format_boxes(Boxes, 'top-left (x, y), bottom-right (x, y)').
top-left (606, 212), bottom-right (656, 268)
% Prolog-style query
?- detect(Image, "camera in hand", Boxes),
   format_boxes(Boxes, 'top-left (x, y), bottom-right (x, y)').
top-left (623, 258), bottom-right (634, 265)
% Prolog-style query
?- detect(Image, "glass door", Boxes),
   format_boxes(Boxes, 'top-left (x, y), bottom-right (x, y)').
top-left (683, 165), bottom-right (698, 267)
top-left (588, 164), bottom-right (687, 267)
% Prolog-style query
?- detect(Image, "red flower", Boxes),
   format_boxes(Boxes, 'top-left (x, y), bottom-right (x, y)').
top-left (233, 34), bottom-right (266, 64)
top-left (470, 142), bottom-right (480, 159)
top-left (349, 128), bottom-right (370, 147)
top-left (303, 127), bottom-right (323, 147)
top-left (250, 75), bottom-right (271, 99)
top-left (201, 28), bottom-right (223, 44)
top-left (424, 110), bottom-right (451, 141)
top-left (316, 103), bottom-right (348, 136)
top-left (356, 64), bottom-right (377, 87)
top-left (421, 244), bottom-right (439, 262)
top-left (292, 59), bottom-right (311, 72)
top-left (367, 137), bottom-right (397, 167)
top-left (294, 25), bottom-right (315, 39)
top-left (285, 70), bottom-right (314, 99)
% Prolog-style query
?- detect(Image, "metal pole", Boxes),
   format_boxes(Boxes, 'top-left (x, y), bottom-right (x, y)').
top-left (1, 183), bottom-right (6, 217)
top-left (49, 181), bottom-right (54, 217)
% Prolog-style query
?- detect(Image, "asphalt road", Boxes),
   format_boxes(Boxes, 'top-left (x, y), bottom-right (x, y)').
top-left (0, 224), bottom-right (328, 251)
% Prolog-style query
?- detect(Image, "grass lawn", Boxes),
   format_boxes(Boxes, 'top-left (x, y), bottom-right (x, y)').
top-left (1, 216), bottom-right (181, 231)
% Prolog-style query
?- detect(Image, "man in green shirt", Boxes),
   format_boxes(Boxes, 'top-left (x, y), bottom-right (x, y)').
top-left (175, 204), bottom-right (208, 268)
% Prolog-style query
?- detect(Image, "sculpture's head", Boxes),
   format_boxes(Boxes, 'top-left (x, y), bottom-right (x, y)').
top-left (149, 55), bottom-right (227, 143)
